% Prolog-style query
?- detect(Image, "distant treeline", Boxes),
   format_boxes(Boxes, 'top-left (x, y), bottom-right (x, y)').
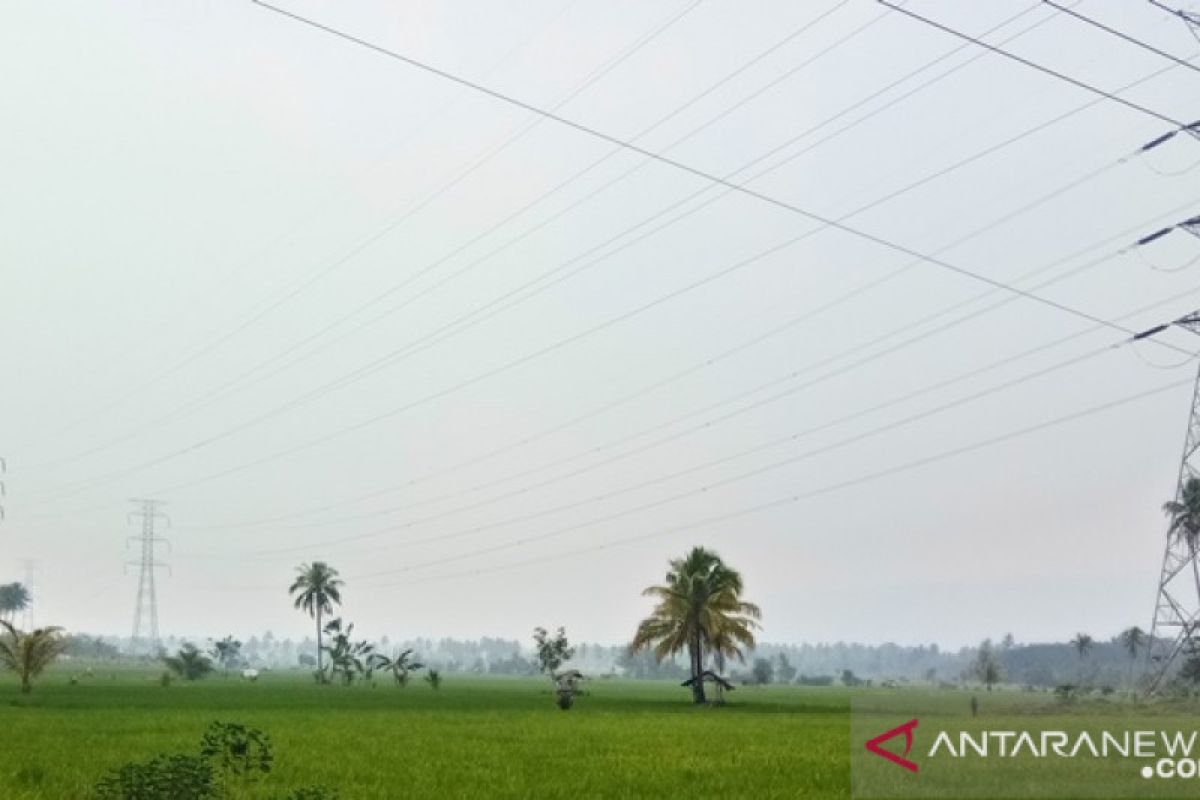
top-left (63, 632), bottom-right (1148, 688)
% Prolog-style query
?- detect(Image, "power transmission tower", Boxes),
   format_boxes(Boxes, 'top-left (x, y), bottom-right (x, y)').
top-left (0, 457), bottom-right (6, 525)
top-left (1146, 312), bottom-right (1200, 692)
top-left (127, 498), bottom-right (170, 654)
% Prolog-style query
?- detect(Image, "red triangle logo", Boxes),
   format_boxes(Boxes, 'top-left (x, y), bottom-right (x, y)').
top-left (865, 718), bottom-right (919, 773)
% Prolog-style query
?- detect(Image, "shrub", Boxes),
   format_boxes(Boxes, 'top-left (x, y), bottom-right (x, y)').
top-left (425, 669), bottom-right (441, 690)
top-left (93, 754), bottom-right (215, 800)
top-left (92, 721), bottom-right (334, 800)
top-left (198, 721), bottom-right (273, 787)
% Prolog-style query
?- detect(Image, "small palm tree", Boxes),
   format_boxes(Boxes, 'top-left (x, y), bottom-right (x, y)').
top-left (370, 649), bottom-right (424, 687)
top-left (320, 618), bottom-right (374, 685)
top-left (288, 562), bottom-right (343, 675)
top-left (0, 620), bottom-right (67, 693)
top-left (164, 643), bottom-right (214, 681)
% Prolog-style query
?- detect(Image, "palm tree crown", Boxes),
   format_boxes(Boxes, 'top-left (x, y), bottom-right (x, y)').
top-left (630, 546), bottom-right (760, 704)
top-left (289, 562), bottom-right (343, 675)
top-left (1070, 632), bottom-right (1094, 659)
top-left (1118, 626), bottom-right (1146, 661)
top-left (0, 583), bottom-right (31, 621)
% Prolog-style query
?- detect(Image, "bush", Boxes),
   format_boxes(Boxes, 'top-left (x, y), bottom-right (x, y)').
top-left (93, 754), bottom-right (215, 800)
top-left (92, 721), bottom-right (336, 800)
top-left (425, 669), bottom-right (441, 690)
top-left (198, 721), bottom-right (273, 787)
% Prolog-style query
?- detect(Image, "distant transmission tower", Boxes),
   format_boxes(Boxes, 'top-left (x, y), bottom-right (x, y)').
top-left (0, 456), bottom-right (7, 524)
top-left (127, 498), bottom-right (170, 654)
top-left (1147, 312), bottom-right (1200, 691)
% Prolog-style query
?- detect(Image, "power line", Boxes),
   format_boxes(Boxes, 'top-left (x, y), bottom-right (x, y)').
top-left (191, 270), bottom-right (1200, 562)
top-left (352, 376), bottom-right (1195, 587)
top-left (249, 0), bottom-right (1173, 330)
top-left (26, 132), bottom-right (1195, 511)
top-left (16, 0), bottom-right (585, 452)
top-left (24, 2), bottom-right (1162, 493)
top-left (182, 169), bottom-right (1200, 536)
top-left (24, 6), bottom-right (1192, 509)
top-left (40, 33), bottom-right (1196, 521)
top-left (1042, 0), bottom-right (1200, 74)
top-left (879, 0), bottom-right (1188, 127)
top-left (208, 315), bottom-right (1191, 563)
top-left (29, 0), bottom-right (879, 472)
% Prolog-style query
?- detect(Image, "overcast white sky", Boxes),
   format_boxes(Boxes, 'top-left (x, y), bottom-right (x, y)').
top-left (3, 0), bottom-right (1200, 649)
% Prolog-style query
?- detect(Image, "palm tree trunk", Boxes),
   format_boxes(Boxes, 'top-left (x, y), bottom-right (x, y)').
top-left (689, 634), bottom-right (706, 705)
top-left (316, 606), bottom-right (323, 674)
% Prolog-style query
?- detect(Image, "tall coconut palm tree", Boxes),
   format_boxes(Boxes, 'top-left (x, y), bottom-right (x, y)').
top-left (1163, 477), bottom-right (1200, 551)
top-left (630, 546), bottom-right (761, 705)
top-left (1070, 632), bottom-right (1094, 659)
top-left (288, 562), bottom-right (343, 674)
top-left (1118, 625), bottom-right (1147, 688)
top-left (1163, 477), bottom-right (1200, 593)
top-left (0, 620), bottom-right (66, 693)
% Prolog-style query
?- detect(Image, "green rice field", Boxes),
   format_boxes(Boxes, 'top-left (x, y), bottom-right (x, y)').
top-left (0, 669), bottom-right (847, 799)
top-left (2, 669), bottom-right (1198, 799)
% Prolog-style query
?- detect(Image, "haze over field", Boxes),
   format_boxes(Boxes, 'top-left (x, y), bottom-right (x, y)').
top-left (2, 0), bottom-right (1199, 648)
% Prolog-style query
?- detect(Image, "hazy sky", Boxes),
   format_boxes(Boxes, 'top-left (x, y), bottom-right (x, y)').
top-left (3, 0), bottom-right (1200, 650)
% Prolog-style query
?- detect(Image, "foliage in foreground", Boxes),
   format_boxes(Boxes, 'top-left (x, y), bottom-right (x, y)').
top-left (93, 754), bottom-right (215, 800)
top-left (93, 720), bottom-right (336, 800)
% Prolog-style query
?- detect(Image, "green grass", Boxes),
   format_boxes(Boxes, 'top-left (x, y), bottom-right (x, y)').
top-left (4, 670), bottom-right (1198, 799)
top-left (0, 669), bottom-right (849, 799)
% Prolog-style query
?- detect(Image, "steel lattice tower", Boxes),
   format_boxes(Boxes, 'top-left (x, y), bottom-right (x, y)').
top-left (127, 498), bottom-right (170, 653)
top-left (1146, 314), bottom-right (1200, 691)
